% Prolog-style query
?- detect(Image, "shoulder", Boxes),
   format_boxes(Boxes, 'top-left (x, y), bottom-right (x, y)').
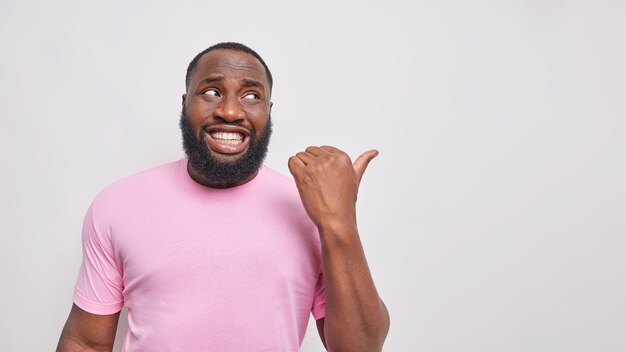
top-left (260, 165), bottom-right (301, 197)
top-left (258, 165), bottom-right (313, 219)
top-left (262, 165), bottom-right (297, 186)
top-left (90, 158), bottom-right (182, 214)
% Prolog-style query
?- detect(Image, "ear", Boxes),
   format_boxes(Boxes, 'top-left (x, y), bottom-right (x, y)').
top-left (181, 94), bottom-right (187, 105)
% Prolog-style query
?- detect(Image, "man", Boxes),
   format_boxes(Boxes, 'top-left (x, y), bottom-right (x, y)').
top-left (57, 42), bottom-right (389, 351)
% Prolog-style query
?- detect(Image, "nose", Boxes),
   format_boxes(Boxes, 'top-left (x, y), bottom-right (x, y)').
top-left (214, 94), bottom-right (245, 123)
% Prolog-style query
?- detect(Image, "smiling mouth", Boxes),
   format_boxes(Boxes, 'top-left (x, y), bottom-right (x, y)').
top-left (210, 131), bottom-right (244, 146)
top-left (204, 127), bottom-right (251, 155)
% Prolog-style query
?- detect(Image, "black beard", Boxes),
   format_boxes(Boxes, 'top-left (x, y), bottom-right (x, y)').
top-left (179, 106), bottom-right (272, 188)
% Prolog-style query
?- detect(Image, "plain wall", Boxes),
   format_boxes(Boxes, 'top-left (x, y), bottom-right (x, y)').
top-left (1, 0), bottom-right (625, 351)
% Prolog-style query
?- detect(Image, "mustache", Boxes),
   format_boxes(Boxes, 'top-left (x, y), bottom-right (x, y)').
top-left (180, 106), bottom-right (260, 139)
top-left (200, 122), bottom-right (255, 136)
top-left (179, 105), bottom-right (273, 188)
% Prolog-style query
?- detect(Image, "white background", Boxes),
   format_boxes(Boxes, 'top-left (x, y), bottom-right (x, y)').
top-left (1, 0), bottom-right (625, 351)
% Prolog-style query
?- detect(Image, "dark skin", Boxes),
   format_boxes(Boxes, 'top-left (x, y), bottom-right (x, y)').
top-left (290, 146), bottom-right (390, 351)
top-left (56, 304), bottom-right (119, 351)
top-left (57, 49), bottom-right (389, 351)
top-left (182, 49), bottom-right (273, 188)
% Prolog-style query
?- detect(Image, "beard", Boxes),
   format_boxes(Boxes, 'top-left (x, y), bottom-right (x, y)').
top-left (179, 106), bottom-right (272, 188)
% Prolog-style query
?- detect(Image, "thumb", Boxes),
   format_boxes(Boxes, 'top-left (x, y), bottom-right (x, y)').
top-left (353, 149), bottom-right (379, 183)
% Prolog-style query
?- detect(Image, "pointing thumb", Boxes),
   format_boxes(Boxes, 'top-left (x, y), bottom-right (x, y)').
top-left (353, 149), bottom-right (379, 183)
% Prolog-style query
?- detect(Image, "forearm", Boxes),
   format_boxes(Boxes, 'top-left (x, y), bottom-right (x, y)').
top-left (319, 221), bottom-right (390, 352)
top-left (56, 334), bottom-right (113, 352)
top-left (56, 306), bottom-right (118, 352)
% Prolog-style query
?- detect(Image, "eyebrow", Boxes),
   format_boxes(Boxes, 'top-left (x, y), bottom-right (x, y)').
top-left (199, 76), bottom-right (224, 85)
top-left (198, 76), bottom-right (264, 91)
top-left (241, 78), bottom-right (264, 89)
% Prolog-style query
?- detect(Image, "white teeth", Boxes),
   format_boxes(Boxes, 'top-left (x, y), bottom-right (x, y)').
top-left (210, 131), bottom-right (244, 145)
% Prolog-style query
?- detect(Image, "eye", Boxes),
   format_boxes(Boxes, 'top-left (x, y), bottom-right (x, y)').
top-left (242, 92), bottom-right (260, 100)
top-left (204, 88), bottom-right (220, 97)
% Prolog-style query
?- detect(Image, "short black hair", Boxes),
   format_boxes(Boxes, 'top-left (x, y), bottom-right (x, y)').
top-left (185, 42), bottom-right (273, 93)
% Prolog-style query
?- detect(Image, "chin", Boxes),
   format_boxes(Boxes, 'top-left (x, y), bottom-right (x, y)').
top-left (207, 149), bottom-right (247, 163)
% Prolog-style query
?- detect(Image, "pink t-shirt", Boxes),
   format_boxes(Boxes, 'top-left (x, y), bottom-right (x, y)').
top-left (73, 158), bottom-right (326, 351)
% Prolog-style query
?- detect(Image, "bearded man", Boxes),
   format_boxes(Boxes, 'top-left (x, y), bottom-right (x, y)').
top-left (56, 42), bottom-right (389, 352)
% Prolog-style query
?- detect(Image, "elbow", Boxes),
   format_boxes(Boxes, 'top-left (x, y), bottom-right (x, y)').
top-left (326, 301), bottom-right (390, 352)
top-left (360, 299), bottom-right (390, 351)
top-left (367, 300), bottom-right (391, 351)
top-left (57, 333), bottom-right (114, 352)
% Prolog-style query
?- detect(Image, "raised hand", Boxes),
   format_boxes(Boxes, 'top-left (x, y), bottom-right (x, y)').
top-left (288, 145), bottom-right (379, 229)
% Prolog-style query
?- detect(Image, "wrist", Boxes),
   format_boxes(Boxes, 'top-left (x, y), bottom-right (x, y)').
top-left (316, 218), bottom-right (359, 245)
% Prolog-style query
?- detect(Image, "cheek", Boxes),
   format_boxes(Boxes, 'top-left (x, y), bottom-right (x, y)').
top-left (187, 100), bottom-right (214, 123)
top-left (245, 106), bottom-right (270, 130)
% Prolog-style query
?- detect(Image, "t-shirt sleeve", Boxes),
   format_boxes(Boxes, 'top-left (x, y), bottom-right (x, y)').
top-left (311, 271), bottom-right (326, 320)
top-left (72, 201), bottom-right (124, 315)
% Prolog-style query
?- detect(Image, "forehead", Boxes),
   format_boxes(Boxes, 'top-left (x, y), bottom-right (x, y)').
top-left (189, 49), bottom-right (268, 88)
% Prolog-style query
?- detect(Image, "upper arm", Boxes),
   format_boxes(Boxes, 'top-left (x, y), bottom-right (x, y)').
top-left (57, 303), bottom-right (120, 351)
